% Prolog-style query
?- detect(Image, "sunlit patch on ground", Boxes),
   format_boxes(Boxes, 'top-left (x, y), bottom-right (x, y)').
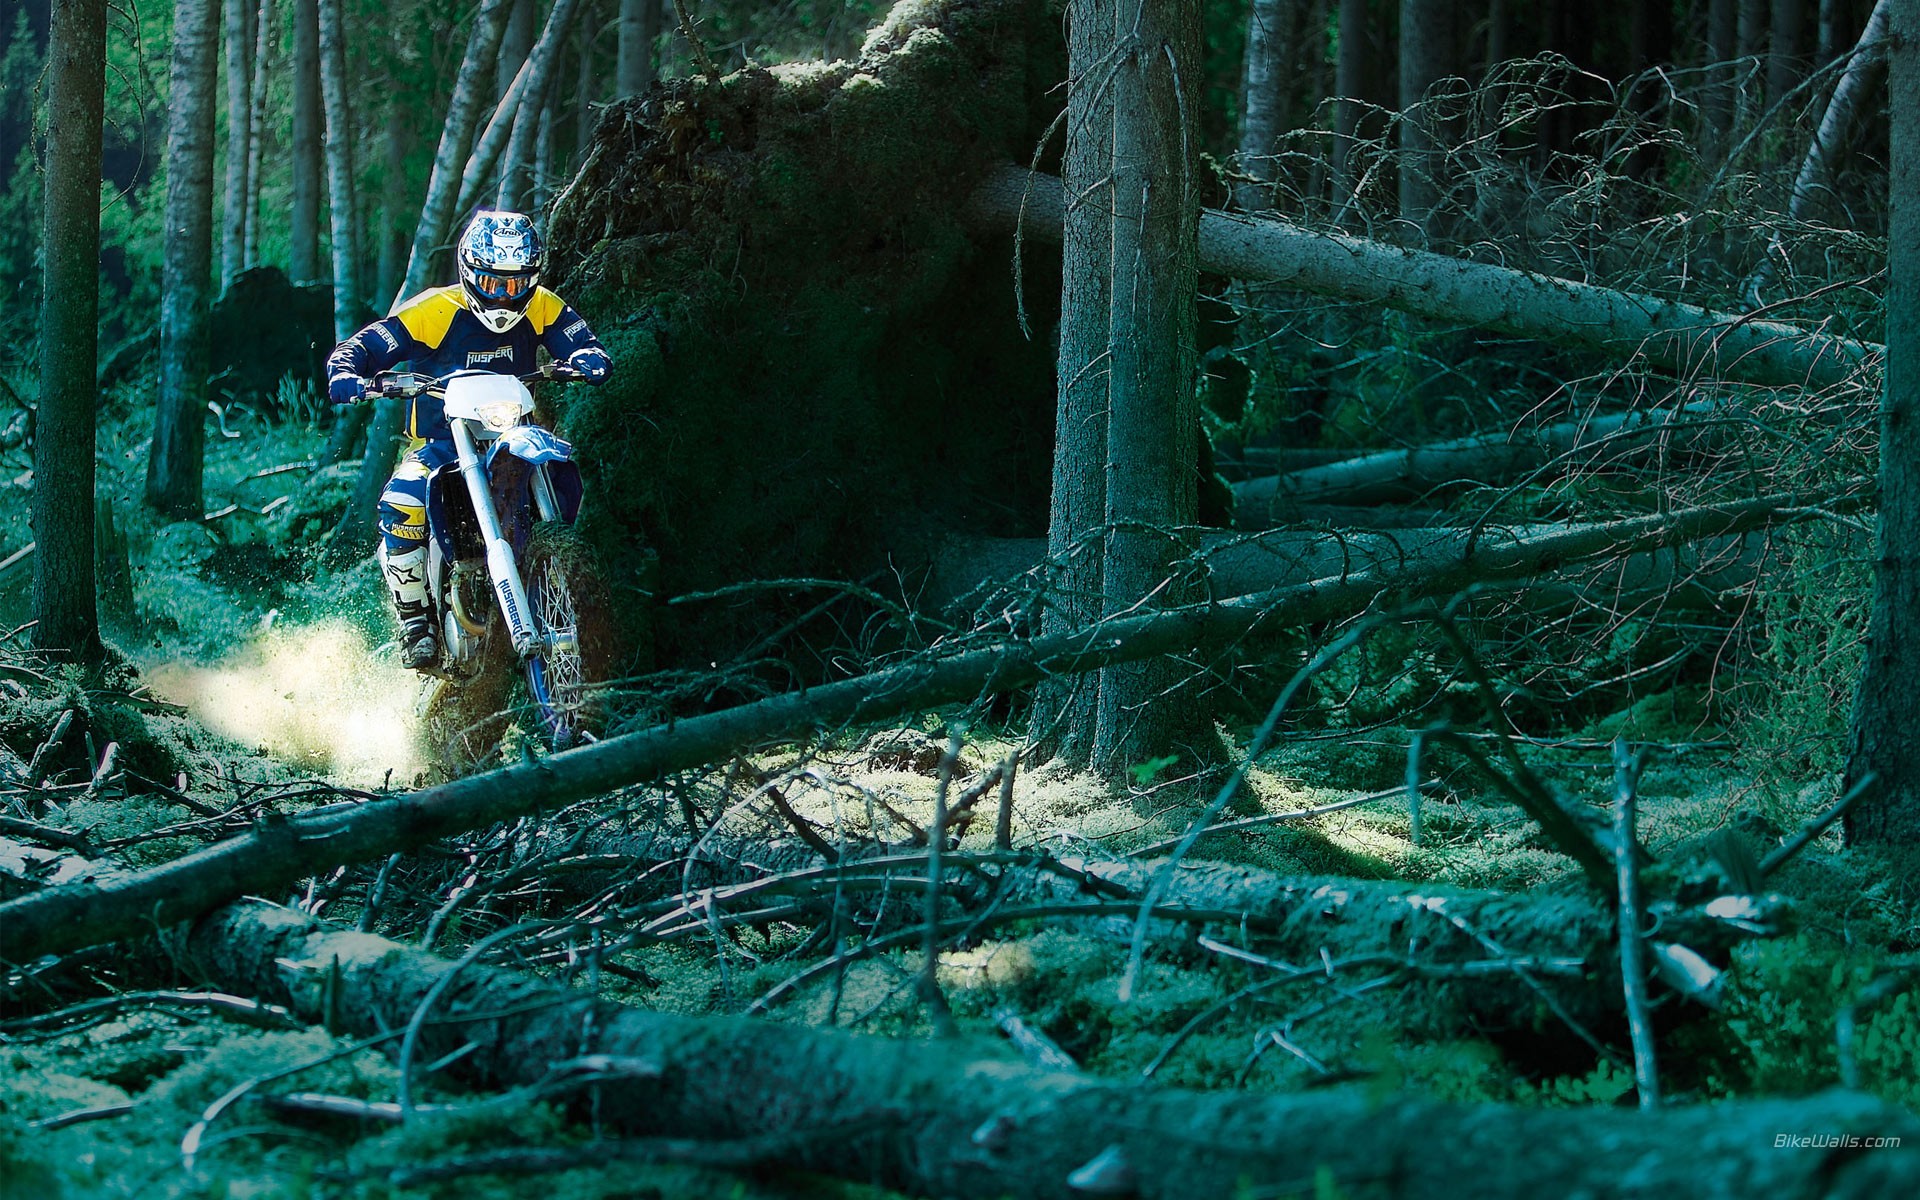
top-left (143, 620), bottom-right (424, 787)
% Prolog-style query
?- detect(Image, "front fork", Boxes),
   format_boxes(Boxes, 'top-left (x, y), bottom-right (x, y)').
top-left (449, 419), bottom-right (540, 658)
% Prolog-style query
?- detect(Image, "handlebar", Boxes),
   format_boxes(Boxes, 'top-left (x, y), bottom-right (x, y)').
top-left (370, 365), bottom-right (587, 398)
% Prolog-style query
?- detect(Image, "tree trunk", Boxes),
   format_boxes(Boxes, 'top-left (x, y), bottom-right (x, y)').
top-left (146, 0), bottom-right (220, 521)
top-left (242, 0), bottom-right (275, 269)
top-left (533, 88), bottom-right (555, 210)
top-left (219, 0), bottom-right (253, 291)
top-left (1332, 0), bottom-right (1367, 218)
top-left (1845, 0), bottom-right (1920, 845)
top-left (1030, 0), bottom-right (1114, 766)
top-left (498, 0), bottom-right (535, 104)
top-left (34, 0), bottom-right (107, 661)
top-left (93, 496), bottom-right (135, 627)
top-left (1091, 0), bottom-right (1203, 773)
top-left (469, 830), bottom-right (1779, 1025)
top-left (173, 899), bottom-right (1920, 1200)
top-left (970, 167), bottom-right (1879, 390)
top-left (1770, 0), bottom-right (1807, 105)
top-left (617, 0), bottom-right (657, 95)
top-left (1738, 0), bottom-right (1768, 124)
top-left (289, 0), bottom-right (322, 283)
top-left (1480, 0), bottom-right (1508, 128)
top-left (573, 18), bottom-right (596, 160)
top-left (0, 491), bottom-right (1830, 964)
top-left (1235, 0), bottom-right (1295, 211)
top-left (927, 523), bottom-right (1764, 617)
top-left (1819, 0), bottom-right (1843, 63)
top-left (497, 0), bottom-right (584, 210)
top-left (374, 108), bottom-right (404, 306)
top-left (1707, 0), bottom-right (1739, 141)
top-left (1786, 0), bottom-right (1890, 223)
top-left (395, 0), bottom-right (512, 305)
top-left (1396, 0), bottom-right (1449, 240)
top-left (316, 0), bottom-right (357, 340)
top-left (1231, 400), bottom-right (1725, 514)
top-left (334, 0), bottom-right (514, 541)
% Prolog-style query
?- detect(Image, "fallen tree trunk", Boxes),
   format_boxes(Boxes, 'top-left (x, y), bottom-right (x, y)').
top-left (0, 492), bottom-right (1840, 965)
top-left (973, 167), bottom-right (1880, 392)
top-left (483, 829), bottom-right (1776, 1031)
top-left (925, 521), bottom-right (1766, 613)
top-left (0, 831), bottom-right (1725, 1042)
top-left (1232, 401), bottom-right (1726, 517)
top-left (176, 897), bottom-right (1920, 1199)
top-left (1212, 444), bottom-right (1360, 480)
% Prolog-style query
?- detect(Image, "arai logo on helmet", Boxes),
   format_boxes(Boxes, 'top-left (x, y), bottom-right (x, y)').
top-left (469, 213), bottom-right (540, 272)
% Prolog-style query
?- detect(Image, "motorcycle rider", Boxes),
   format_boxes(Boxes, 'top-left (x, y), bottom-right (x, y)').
top-left (327, 209), bottom-right (612, 670)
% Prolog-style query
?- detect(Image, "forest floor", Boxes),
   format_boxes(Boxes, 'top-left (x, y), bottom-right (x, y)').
top-left (4, 380), bottom-right (1920, 1198)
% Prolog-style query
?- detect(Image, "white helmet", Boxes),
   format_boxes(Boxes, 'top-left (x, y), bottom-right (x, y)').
top-left (457, 210), bottom-right (543, 333)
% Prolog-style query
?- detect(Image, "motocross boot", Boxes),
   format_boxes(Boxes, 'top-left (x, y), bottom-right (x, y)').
top-left (379, 544), bottom-right (440, 670)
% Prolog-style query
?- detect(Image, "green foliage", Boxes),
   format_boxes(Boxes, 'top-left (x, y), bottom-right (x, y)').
top-left (1731, 522), bottom-right (1871, 806)
top-left (1689, 934), bottom-right (1920, 1111)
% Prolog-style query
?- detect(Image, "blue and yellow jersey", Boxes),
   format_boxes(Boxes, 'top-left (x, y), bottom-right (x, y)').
top-left (326, 285), bottom-right (606, 439)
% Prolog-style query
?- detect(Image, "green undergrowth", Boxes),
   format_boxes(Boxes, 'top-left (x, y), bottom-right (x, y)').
top-left (6, 696), bottom-right (1920, 1197)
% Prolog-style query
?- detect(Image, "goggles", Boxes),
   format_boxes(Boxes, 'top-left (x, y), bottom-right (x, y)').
top-left (470, 270), bottom-right (536, 303)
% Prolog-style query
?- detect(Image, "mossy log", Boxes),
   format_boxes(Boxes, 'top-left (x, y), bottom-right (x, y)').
top-left (171, 897), bottom-right (1920, 1199)
top-left (477, 830), bottom-right (1782, 1036)
top-left (0, 491), bottom-right (1831, 966)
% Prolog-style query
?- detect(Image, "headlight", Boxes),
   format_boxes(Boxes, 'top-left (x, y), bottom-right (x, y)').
top-left (477, 400), bottom-right (521, 432)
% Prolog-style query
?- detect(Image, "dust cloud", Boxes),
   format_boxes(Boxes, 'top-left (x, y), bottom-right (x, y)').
top-left (145, 620), bottom-right (425, 787)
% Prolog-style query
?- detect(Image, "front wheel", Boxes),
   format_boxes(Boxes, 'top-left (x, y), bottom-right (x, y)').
top-left (522, 524), bottom-right (617, 749)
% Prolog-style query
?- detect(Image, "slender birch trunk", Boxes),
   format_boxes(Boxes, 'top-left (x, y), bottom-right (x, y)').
top-left (498, 0), bottom-right (535, 103)
top-left (147, 0), bottom-right (220, 520)
top-left (316, 0), bottom-right (358, 340)
top-left (395, 0), bottom-right (512, 304)
top-left (219, 0), bottom-right (253, 291)
top-left (1787, 0), bottom-right (1891, 221)
top-left (334, 0), bottom-right (512, 524)
top-left (35, 0), bottom-right (108, 661)
top-left (456, 47), bottom-right (535, 218)
top-left (574, 17), bottom-right (596, 154)
top-left (242, 0), bottom-right (274, 268)
top-left (533, 92), bottom-right (554, 210)
top-left (1234, 0), bottom-right (1294, 212)
top-left (497, 0), bottom-right (584, 210)
top-left (289, 0), bottom-right (322, 282)
top-left (376, 104), bottom-right (411, 306)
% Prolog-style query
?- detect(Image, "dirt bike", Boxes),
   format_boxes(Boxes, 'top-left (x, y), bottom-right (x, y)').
top-left (370, 366), bottom-right (615, 762)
